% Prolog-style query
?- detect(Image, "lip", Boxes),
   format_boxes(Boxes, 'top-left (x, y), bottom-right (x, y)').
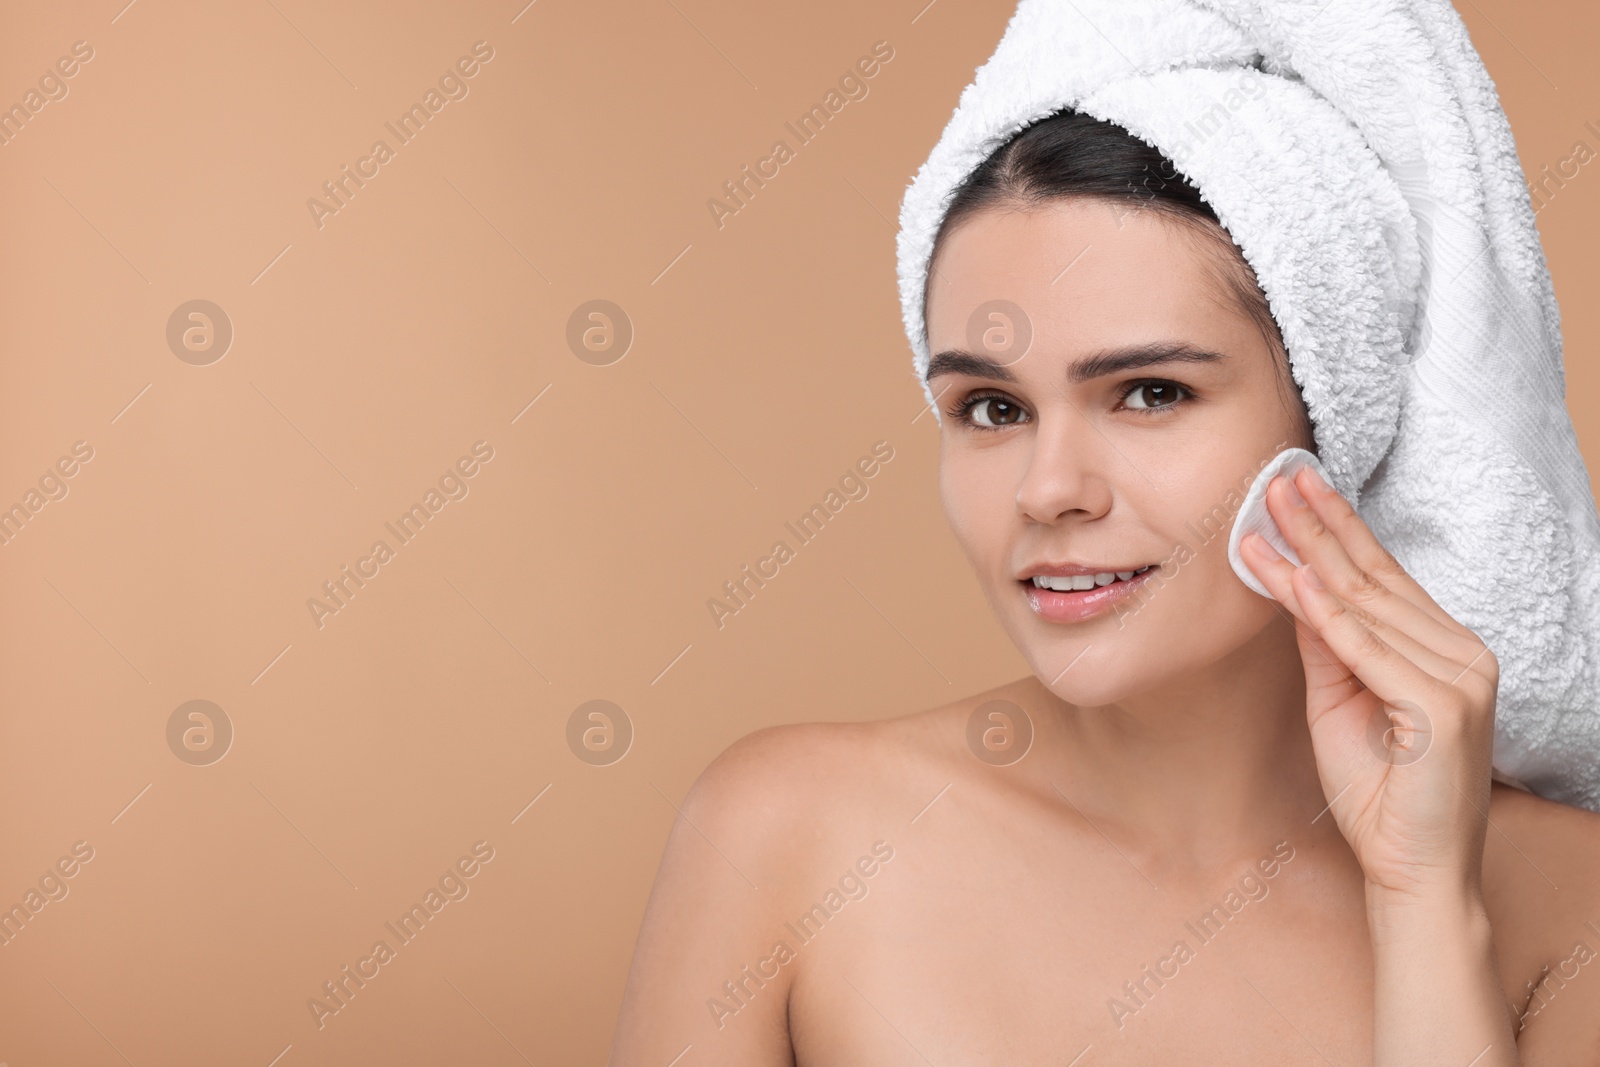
top-left (1021, 568), bottom-right (1157, 623)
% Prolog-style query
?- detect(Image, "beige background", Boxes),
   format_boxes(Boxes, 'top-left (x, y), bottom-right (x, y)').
top-left (0, 0), bottom-right (1594, 1062)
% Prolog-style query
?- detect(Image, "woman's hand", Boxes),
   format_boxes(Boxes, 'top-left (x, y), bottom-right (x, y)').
top-left (1240, 465), bottom-right (1501, 903)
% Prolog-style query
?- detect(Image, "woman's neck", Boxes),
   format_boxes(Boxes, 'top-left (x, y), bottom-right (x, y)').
top-left (1014, 617), bottom-right (1348, 879)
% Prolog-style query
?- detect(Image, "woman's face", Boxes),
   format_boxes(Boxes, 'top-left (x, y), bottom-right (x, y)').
top-left (924, 197), bottom-right (1314, 707)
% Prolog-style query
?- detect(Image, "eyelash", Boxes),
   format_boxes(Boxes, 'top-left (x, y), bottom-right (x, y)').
top-left (943, 379), bottom-right (1193, 431)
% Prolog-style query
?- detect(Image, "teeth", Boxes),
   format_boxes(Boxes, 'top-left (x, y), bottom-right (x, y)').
top-left (1030, 565), bottom-right (1151, 592)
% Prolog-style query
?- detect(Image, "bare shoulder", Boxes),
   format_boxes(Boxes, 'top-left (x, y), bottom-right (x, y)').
top-left (609, 693), bottom-right (995, 1058)
top-left (680, 697), bottom-right (978, 854)
top-left (1482, 782), bottom-right (1600, 1059)
top-left (1484, 780), bottom-right (1600, 901)
top-left (611, 704), bottom-right (981, 1062)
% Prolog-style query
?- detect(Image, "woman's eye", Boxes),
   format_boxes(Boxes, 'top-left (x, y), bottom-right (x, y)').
top-left (1123, 381), bottom-right (1188, 411)
top-left (945, 382), bottom-right (1187, 428)
top-left (961, 395), bottom-right (1027, 428)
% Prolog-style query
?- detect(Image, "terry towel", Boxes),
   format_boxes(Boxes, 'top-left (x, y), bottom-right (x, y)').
top-left (895, 0), bottom-right (1600, 811)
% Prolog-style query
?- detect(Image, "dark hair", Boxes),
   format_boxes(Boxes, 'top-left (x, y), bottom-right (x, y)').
top-left (927, 108), bottom-right (1313, 444)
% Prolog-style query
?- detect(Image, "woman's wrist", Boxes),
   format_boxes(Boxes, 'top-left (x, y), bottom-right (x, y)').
top-left (1364, 878), bottom-right (1491, 947)
top-left (1365, 879), bottom-right (1519, 1065)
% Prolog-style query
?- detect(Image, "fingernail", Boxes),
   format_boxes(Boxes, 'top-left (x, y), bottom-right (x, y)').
top-left (1300, 565), bottom-right (1324, 591)
top-left (1281, 477), bottom-right (1308, 509)
top-left (1245, 533), bottom-right (1284, 561)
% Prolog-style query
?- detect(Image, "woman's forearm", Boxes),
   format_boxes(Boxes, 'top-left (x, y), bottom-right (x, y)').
top-left (1368, 884), bottom-right (1520, 1065)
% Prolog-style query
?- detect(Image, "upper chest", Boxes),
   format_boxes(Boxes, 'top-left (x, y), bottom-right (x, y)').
top-left (783, 799), bottom-right (1542, 1065)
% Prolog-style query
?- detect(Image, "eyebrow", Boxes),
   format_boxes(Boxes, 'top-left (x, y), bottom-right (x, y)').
top-left (925, 341), bottom-right (1227, 385)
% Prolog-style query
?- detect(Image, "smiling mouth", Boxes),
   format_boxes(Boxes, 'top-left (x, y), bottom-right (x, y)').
top-left (1025, 565), bottom-right (1154, 592)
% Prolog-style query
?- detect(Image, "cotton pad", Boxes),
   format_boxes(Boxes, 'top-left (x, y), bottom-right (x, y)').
top-left (1227, 447), bottom-right (1332, 600)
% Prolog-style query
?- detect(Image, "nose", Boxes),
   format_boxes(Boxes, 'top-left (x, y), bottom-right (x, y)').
top-left (1014, 405), bottom-right (1114, 525)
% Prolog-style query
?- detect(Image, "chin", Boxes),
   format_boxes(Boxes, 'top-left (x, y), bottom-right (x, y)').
top-left (994, 573), bottom-right (1265, 707)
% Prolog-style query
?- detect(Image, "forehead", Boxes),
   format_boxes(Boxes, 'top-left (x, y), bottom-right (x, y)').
top-left (925, 199), bottom-right (1248, 357)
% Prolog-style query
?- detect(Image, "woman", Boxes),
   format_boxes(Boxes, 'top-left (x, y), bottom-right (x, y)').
top-left (611, 12), bottom-right (1600, 1067)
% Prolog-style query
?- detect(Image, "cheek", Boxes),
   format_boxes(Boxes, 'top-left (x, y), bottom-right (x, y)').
top-left (938, 449), bottom-right (1012, 571)
top-left (1114, 531), bottom-right (1277, 656)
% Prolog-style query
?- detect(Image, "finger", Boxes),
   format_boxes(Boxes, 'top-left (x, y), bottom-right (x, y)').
top-left (1250, 529), bottom-right (1495, 705)
top-left (1269, 472), bottom-right (1486, 668)
top-left (1292, 563), bottom-right (1457, 713)
top-left (1292, 466), bottom-right (1483, 646)
top-left (1291, 620), bottom-right (1364, 707)
top-left (1241, 532), bottom-right (1310, 622)
top-left (1251, 519), bottom-right (1478, 688)
top-left (1241, 534), bottom-right (1353, 682)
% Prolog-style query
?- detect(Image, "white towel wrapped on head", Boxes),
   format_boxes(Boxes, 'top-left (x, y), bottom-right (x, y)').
top-left (896, 0), bottom-right (1600, 811)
